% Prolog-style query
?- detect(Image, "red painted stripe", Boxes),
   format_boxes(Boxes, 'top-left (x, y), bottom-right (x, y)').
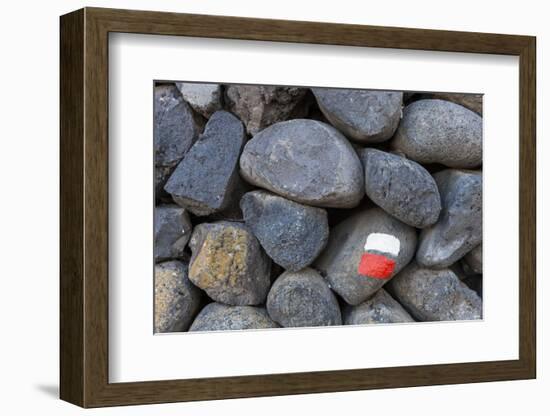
top-left (358, 252), bottom-right (396, 279)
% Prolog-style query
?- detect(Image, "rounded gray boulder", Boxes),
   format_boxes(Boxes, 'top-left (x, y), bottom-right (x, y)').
top-left (188, 221), bottom-right (271, 305)
top-left (387, 262), bottom-right (482, 321)
top-left (360, 148), bottom-right (441, 228)
top-left (267, 268), bottom-right (342, 327)
top-left (154, 205), bottom-right (192, 262)
top-left (343, 289), bottom-right (414, 325)
top-left (312, 88), bottom-right (403, 143)
top-left (164, 111), bottom-right (246, 216)
top-left (154, 261), bottom-right (202, 332)
top-left (240, 190), bottom-right (329, 271)
top-left (392, 99), bottom-right (482, 168)
top-left (313, 208), bottom-right (417, 305)
top-left (240, 119), bottom-right (364, 208)
top-left (189, 303), bottom-right (279, 332)
top-left (154, 84), bottom-right (202, 168)
top-left (416, 169), bottom-right (482, 268)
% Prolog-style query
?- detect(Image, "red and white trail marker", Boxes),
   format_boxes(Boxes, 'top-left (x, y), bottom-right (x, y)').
top-left (358, 233), bottom-right (401, 279)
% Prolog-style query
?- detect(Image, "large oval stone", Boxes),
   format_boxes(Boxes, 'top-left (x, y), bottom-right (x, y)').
top-left (267, 268), bottom-right (342, 327)
top-left (361, 148), bottom-right (441, 228)
top-left (392, 99), bottom-right (482, 168)
top-left (189, 303), bottom-right (279, 332)
top-left (240, 119), bottom-right (364, 208)
top-left (416, 169), bottom-right (482, 268)
top-left (188, 221), bottom-right (271, 305)
top-left (312, 88), bottom-right (403, 143)
top-left (313, 208), bottom-right (417, 305)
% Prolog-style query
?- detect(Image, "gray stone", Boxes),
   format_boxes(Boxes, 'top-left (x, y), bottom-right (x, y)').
top-left (343, 289), bottom-right (414, 325)
top-left (164, 111), bottom-right (246, 216)
top-left (360, 148), bottom-right (441, 228)
top-left (419, 92), bottom-right (482, 115)
top-left (189, 303), bottom-right (279, 332)
top-left (463, 244), bottom-right (483, 274)
top-left (155, 166), bottom-right (173, 199)
top-left (314, 208), bottom-right (417, 305)
top-left (312, 88), bottom-right (403, 143)
top-left (154, 261), bottom-right (202, 332)
top-left (266, 268), bottom-right (342, 327)
top-left (392, 99), bottom-right (482, 168)
top-left (240, 190), bottom-right (329, 271)
top-left (154, 84), bottom-right (202, 168)
top-left (154, 205), bottom-right (192, 262)
top-left (225, 85), bottom-right (308, 135)
top-left (387, 262), bottom-right (482, 321)
top-left (416, 169), bottom-right (482, 268)
top-left (188, 221), bottom-right (271, 305)
top-left (175, 82), bottom-right (223, 118)
top-left (240, 119), bottom-right (364, 208)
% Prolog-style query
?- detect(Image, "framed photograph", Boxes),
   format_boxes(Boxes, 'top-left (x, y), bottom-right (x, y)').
top-left (60, 7), bottom-right (536, 408)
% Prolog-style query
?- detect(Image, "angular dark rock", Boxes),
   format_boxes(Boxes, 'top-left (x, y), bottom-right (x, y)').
top-left (314, 208), bottom-right (417, 305)
top-left (188, 221), bottom-right (271, 305)
top-left (175, 82), bottom-right (223, 118)
top-left (189, 303), bottom-right (279, 331)
top-left (416, 169), bottom-right (482, 268)
top-left (154, 205), bottom-right (192, 262)
top-left (266, 268), bottom-right (342, 327)
top-left (360, 148), bottom-right (441, 228)
top-left (154, 261), bottom-right (202, 332)
top-left (240, 119), bottom-right (364, 208)
top-left (392, 99), bottom-right (482, 168)
top-left (155, 166), bottom-right (173, 200)
top-left (240, 190), bottom-right (329, 271)
top-left (164, 111), bottom-right (246, 216)
top-left (312, 88), bottom-right (403, 143)
top-left (387, 262), bottom-right (482, 321)
top-left (154, 84), bottom-right (202, 168)
top-left (463, 244), bottom-right (482, 274)
top-left (343, 289), bottom-right (414, 325)
top-left (225, 85), bottom-right (308, 135)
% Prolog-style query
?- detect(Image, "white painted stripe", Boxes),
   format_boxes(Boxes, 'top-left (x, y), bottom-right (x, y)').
top-left (364, 233), bottom-right (401, 256)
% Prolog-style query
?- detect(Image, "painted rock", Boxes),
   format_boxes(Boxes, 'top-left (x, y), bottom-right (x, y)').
top-left (313, 208), bottom-right (417, 305)
top-left (154, 84), bottom-right (202, 168)
top-left (175, 82), bottom-right (223, 118)
top-left (418, 92), bottom-right (482, 115)
top-left (416, 169), bottom-right (482, 268)
top-left (154, 261), bottom-right (202, 332)
top-left (266, 268), bottom-right (342, 327)
top-left (391, 99), bottom-right (482, 168)
top-left (154, 205), bottom-right (192, 262)
top-left (312, 88), bottom-right (403, 143)
top-left (189, 303), bottom-right (279, 332)
top-left (360, 148), bottom-right (441, 228)
top-left (225, 85), bottom-right (308, 135)
top-left (343, 289), bottom-right (414, 325)
top-left (240, 190), bottom-right (329, 271)
top-left (164, 111), bottom-right (246, 216)
top-left (387, 262), bottom-right (482, 321)
top-left (188, 221), bottom-right (271, 305)
top-left (463, 244), bottom-right (482, 274)
top-left (240, 119), bottom-right (364, 208)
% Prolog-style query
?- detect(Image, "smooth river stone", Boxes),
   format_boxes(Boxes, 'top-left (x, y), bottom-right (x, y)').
top-left (239, 119), bottom-right (364, 208)
top-left (416, 169), bottom-right (482, 268)
top-left (240, 190), bottom-right (329, 271)
top-left (312, 88), bottom-right (403, 143)
top-left (313, 207), bottom-right (417, 305)
top-left (387, 262), bottom-right (482, 321)
top-left (266, 268), bottom-right (342, 327)
top-left (189, 303), bottom-right (279, 332)
top-left (392, 99), bottom-right (482, 168)
top-left (188, 221), bottom-right (271, 306)
top-left (343, 289), bottom-right (414, 325)
top-left (360, 148), bottom-right (441, 228)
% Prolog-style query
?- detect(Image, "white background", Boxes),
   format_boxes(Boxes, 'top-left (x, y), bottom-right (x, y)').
top-left (0, 0), bottom-right (547, 414)
top-left (110, 34), bottom-right (519, 382)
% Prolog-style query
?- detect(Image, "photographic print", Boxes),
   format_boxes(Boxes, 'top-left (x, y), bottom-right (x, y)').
top-left (153, 82), bottom-right (483, 334)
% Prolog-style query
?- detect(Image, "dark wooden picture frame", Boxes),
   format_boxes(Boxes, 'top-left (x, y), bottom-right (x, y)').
top-left (60, 7), bottom-right (536, 408)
